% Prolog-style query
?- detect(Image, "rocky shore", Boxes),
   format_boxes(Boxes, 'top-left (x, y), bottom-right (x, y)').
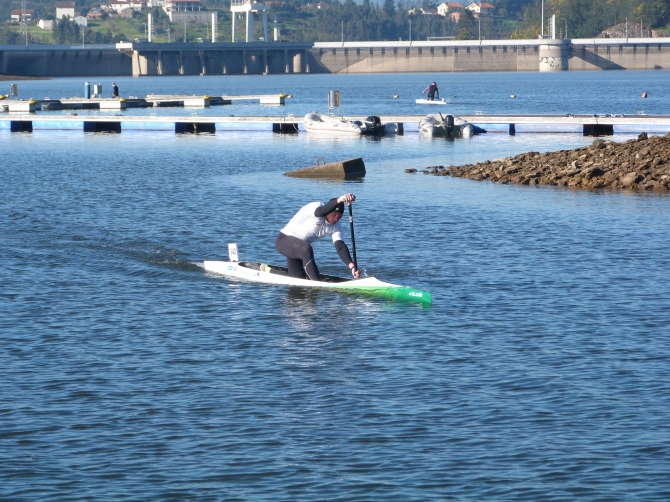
top-left (406, 133), bottom-right (670, 191)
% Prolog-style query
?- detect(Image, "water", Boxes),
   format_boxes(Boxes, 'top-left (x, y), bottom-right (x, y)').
top-left (6, 69), bottom-right (670, 118)
top-left (2, 72), bottom-right (670, 500)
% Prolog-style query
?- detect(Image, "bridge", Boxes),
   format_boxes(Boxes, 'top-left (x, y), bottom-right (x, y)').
top-left (2, 37), bottom-right (670, 77)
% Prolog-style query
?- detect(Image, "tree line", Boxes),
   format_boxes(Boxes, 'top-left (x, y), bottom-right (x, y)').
top-left (1, 0), bottom-right (669, 45)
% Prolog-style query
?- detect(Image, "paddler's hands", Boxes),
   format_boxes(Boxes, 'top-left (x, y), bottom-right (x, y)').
top-left (349, 263), bottom-right (361, 279)
top-left (338, 193), bottom-right (356, 204)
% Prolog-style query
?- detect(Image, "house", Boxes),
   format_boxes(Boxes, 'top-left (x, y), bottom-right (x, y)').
top-left (11, 9), bottom-right (34, 22)
top-left (87, 8), bottom-right (104, 18)
top-left (102, 1), bottom-right (142, 13)
top-left (73, 15), bottom-right (87, 26)
top-left (437, 2), bottom-right (463, 16)
top-left (465, 2), bottom-right (494, 17)
top-left (38, 19), bottom-right (55, 29)
top-left (421, 8), bottom-right (438, 15)
top-left (56, 1), bottom-right (75, 19)
top-left (162, 0), bottom-right (201, 15)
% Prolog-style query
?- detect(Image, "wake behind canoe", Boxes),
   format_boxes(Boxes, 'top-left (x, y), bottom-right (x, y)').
top-left (203, 260), bottom-right (431, 305)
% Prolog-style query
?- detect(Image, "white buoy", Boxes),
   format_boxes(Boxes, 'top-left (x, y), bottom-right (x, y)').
top-left (641, 92), bottom-right (648, 98)
top-left (393, 93), bottom-right (399, 98)
top-left (510, 94), bottom-right (517, 98)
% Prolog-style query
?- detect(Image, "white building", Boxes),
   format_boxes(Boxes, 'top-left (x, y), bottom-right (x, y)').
top-left (56, 1), bottom-right (76, 19)
top-left (102, 0), bottom-right (144, 13)
top-left (465, 2), bottom-right (494, 17)
top-left (73, 15), bottom-right (87, 26)
top-left (11, 9), bottom-right (34, 22)
top-left (437, 2), bottom-right (463, 16)
top-left (38, 19), bottom-right (55, 29)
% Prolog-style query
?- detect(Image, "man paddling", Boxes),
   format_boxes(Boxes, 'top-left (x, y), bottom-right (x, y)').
top-left (276, 193), bottom-right (361, 280)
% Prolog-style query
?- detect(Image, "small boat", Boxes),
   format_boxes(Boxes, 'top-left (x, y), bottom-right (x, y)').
top-left (418, 113), bottom-right (485, 138)
top-left (415, 98), bottom-right (449, 105)
top-left (302, 112), bottom-right (362, 134)
top-left (352, 115), bottom-right (398, 136)
top-left (204, 259), bottom-right (431, 305)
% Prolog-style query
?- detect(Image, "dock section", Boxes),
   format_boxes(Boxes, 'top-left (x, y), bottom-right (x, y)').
top-left (0, 94), bottom-right (290, 113)
top-left (2, 113), bottom-right (670, 135)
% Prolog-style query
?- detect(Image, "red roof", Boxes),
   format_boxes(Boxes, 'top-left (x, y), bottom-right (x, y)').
top-left (12, 9), bottom-right (34, 14)
top-left (447, 2), bottom-right (464, 7)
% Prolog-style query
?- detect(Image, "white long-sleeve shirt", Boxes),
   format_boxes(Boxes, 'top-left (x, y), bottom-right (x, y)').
top-left (280, 201), bottom-right (344, 244)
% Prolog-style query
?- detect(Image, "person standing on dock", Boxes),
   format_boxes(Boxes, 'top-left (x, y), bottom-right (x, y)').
top-left (276, 194), bottom-right (360, 281)
top-left (423, 81), bottom-right (439, 101)
top-left (112, 83), bottom-right (118, 98)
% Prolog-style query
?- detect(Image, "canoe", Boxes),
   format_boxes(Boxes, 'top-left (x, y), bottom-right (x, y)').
top-left (203, 260), bottom-right (431, 305)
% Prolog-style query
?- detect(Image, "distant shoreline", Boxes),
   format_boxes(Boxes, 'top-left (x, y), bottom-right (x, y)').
top-left (0, 75), bottom-right (50, 81)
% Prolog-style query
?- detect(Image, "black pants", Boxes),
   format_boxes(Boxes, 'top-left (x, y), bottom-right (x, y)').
top-left (427, 91), bottom-right (435, 101)
top-left (275, 232), bottom-right (320, 280)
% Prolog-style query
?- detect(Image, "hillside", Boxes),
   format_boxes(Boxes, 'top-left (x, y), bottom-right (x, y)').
top-left (1, 0), bottom-right (670, 45)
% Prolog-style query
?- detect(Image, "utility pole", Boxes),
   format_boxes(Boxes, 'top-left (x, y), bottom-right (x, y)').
top-left (561, 18), bottom-right (567, 39)
top-left (625, 17), bottom-right (628, 41)
top-left (13, 0), bottom-right (30, 46)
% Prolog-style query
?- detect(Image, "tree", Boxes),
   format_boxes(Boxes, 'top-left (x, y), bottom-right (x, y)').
top-left (455, 9), bottom-right (476, 39)
top-left (383, 0), bottom-right (396, 17)
top-left (54, 18), bottom-right (80, 44)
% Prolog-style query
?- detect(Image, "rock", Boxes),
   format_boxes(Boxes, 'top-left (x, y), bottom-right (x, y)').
top-left (592, 139), bottom-right (606, 149)
top-left (621, 172), bottom-right (643, 187)
top-left (638, 132), bottom-right (648, 141)
top-left (582, 167), bottom-right (606, 180)
top-left (404, 168), bottom-right (417, 173)
top-left (285, 157), bottom-right (366, 179)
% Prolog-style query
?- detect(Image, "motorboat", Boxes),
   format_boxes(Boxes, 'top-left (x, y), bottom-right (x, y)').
top-left (418, 113), bottom-right (485, 138)
top-left (302, 112), bottom-right (362, 134)
top-left (352, 115), bottom-right (398, 136)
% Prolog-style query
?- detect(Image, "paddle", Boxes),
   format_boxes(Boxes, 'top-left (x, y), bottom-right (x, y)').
top-left (348, 202), bottom-right (358, 273)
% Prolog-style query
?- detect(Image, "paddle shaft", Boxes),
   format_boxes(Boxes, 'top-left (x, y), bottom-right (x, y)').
top-left (348, 202), bottom-right (358, 271)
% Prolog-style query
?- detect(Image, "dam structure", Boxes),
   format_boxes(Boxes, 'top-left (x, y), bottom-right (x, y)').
top-left (2, 37), bottom-right (670, 77)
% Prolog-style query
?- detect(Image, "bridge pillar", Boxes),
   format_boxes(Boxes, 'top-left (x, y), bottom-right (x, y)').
top-left (179, 50), bottom-right (184, 75)
top-left (304, 49), bottom-right (310, 73)
top-left (132, 50), bottom-right (142, 76)
top-left (285, 49), bottom-right (289, 73)
top-left (223, 50), bottom-right (227, 74)
top-left (539, 40), bottom-right (569, 71)
top-left (199, 50), bottom-right (205, 75)
top-left (157, 50), bottom-right (163, 75)
top-left (243, 49), bottom-right (248, 74)
top-left (293, 52), bottom-right (302, 73)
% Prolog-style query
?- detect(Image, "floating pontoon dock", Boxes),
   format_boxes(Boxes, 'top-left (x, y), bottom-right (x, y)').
top-left (1, 113), bottom-right (670, 135)
top-left (0, 94), bottom-right (288, 112)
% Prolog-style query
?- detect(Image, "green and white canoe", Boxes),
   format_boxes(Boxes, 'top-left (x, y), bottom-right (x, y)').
top-left (203, 260), bottom-right (431, 305)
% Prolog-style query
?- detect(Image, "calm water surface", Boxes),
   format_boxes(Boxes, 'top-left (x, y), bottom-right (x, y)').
top-left (2, 72), bottom-right (670, 500)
